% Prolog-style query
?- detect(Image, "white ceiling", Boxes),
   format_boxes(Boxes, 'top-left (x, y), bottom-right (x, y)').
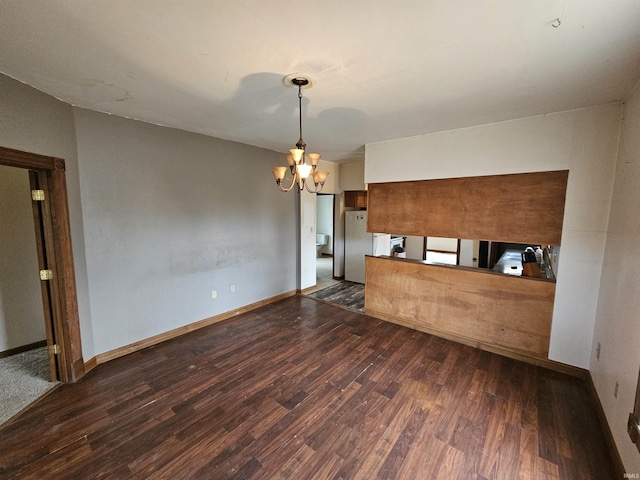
top-left (1, 1), bottom-right (639, 163)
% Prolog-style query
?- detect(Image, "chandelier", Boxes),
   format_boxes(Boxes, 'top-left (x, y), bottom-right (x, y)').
top-left (272, 75), bottom-right (329, 193)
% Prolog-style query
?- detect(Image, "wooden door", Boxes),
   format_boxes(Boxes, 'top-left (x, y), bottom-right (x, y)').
top-left (29, 171), bottom-right (59, 381)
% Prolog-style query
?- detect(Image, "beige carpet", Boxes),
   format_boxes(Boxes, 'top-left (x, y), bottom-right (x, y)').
top-left (0, 347), bottom-right (58, 426)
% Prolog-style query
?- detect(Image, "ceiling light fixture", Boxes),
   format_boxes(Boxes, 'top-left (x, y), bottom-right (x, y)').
top-left (272, 75), bottom-right (329, 193)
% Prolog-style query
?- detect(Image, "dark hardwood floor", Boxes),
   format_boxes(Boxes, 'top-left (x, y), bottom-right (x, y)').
top-left (0, 296), bottom-right (616, 479)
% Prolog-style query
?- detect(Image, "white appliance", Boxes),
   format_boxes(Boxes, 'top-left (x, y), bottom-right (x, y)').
top-left (345, 211), bottom-right (391, 283)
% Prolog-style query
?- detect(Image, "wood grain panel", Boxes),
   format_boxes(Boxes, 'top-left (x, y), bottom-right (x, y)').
top-left (364, 256), bottom-right (555, 359)
top-left (367, 170), bottom-right (569, 245)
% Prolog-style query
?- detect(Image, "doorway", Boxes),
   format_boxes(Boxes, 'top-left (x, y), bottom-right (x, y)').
top-left (315, 193), bottom-right (339, 292)
top-left (0, 146), bottom-right (84, 384)
top-left (0, 164), bottom-right (58, 424)
top-left (0, 166), bottom-right (48, 368)
top-left (306, 192), bottom-right (361, 310)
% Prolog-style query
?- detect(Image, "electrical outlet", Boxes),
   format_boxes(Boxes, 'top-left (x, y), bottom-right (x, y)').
top-left (596, 342), bottom-right (601, 361)
top-left (615, 381), bottom-right (619, 398)
top-left (211, 290), bottom-right (217, 299)
top-left (230, 284), bottom-right (236, 293)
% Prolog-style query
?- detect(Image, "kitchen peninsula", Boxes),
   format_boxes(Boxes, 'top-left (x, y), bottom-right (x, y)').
top-left (365, 254), bottom-right (556, 362)
top-left (363, 170), bottom-right (569, 367)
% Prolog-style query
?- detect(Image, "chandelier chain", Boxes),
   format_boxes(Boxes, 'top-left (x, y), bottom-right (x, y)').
top-left (297, 85), bottom-right (304, 150)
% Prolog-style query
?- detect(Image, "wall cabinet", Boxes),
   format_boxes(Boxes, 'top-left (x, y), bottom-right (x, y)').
top-left (345, 190), bottom-right (367, 209)
top-left (367, 170), bottom-right (568, 245)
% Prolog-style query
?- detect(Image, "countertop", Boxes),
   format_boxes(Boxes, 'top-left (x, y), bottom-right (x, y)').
top-left (492, 249), bottom-right (524, 276)
top-left (371, 252), bottom-right (555, 283)
top-left (492, 249), bottom-right (555, 281)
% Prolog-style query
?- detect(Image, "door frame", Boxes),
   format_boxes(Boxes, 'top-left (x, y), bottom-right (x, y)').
top-left (0, 146), bottom-right (85, 382)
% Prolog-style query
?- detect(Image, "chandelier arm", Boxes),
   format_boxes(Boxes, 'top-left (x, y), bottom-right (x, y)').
top-left (304, 181), bottom-right (323, 194)
top-left (277, 172), bottom-right (298, 192)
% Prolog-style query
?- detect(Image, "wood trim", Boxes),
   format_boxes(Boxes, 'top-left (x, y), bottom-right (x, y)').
top-left (0, 340), bottom-right (47, 359)
top-left (0, 146), bottom-right (84, 382)
top-left (84, 356), bottom-right (98, 373)
top-left (0, 146), bottom-right (57, 170)
top-left (586, 372), bottom-right (626, 478)
top-left (367, 170), bottom-right (569, 245)
top-left (95, 290), bottom-right (297, 365)
top-left (46, 167), bottom-right (84, 381)
top-left (300, 285), bottom-right (321, 295)
top-left (365, 255), bottom-right (555, 359)
top-left (36, 169), bottom-right (81, 382)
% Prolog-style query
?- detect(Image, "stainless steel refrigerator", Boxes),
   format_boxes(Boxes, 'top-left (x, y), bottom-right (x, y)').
top-left (345, 211), bottom-right (391, 283)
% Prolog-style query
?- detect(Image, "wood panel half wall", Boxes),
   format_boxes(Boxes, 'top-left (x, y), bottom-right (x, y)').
top-left (367, 170), bottom-right (569, 245)
top-left (365, 256), bottom-right (556, 360)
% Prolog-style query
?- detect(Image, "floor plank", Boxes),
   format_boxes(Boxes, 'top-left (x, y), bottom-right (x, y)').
top-left (0, 295), bottom-right (617, 479)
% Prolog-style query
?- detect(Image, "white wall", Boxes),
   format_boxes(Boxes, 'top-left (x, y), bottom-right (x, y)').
top-left (73, 108), bottom-right (296, 355)
top-left (316, 194), bottom-right (333, 255)
top-left (405, 236), bottom-right (424, 260)
top-left (459, 239), bottom-right (479, 268)
top-left (319, 161), bottom-right (342, 276)
top-left (0, 166), bottom-right (45, 351)
top-left (426, 237), bottom-right (458, 252)
top-left (0, 73), bottom-right (95, 360)
top-left (591, 81), bottom-right (640, 473)
top-left (298, 159), bottom-right (341, 289)
top-left (0, 74), bottom-right (301, 360)
top-left (340, 160), bottom-right (365, 191)
top-left (317, 159), bottom-right (338, 195)
top-left (366, 104), bottom-right (622, 369)
top-left (333, 194), bottom-right (345, 278)
top-left (300, 189), bottom-right (316, 290)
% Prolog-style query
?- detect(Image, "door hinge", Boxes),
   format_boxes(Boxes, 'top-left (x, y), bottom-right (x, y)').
top-left (49, 344), bottom-right (60, 355)
top-left (39, 269), bottom-right (54, 281)
top-left (31, 189), bottom-right (45, 201)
